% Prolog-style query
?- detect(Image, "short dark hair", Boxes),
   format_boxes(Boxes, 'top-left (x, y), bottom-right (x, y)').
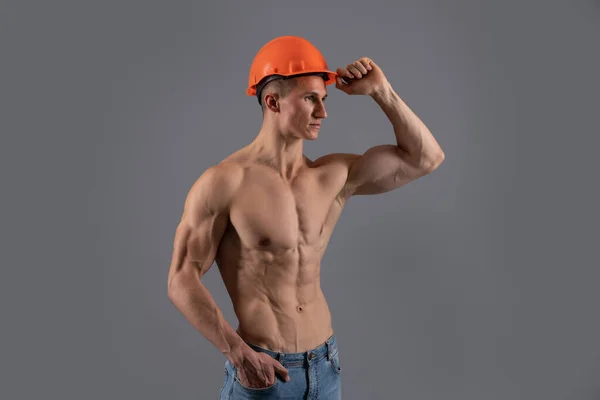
top-left (259, 78), bottom-right (299, 113)
top-left (257, 72), bottom-right (329, 114)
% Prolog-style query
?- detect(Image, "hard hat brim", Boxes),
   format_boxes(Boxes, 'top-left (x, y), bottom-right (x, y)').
top-left (246, 70), bottom-right (338, 96)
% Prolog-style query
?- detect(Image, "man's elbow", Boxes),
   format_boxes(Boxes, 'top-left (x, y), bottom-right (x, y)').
top-left (167, 275), bottom-right (190, 309)
top-left (167, 274), bottom-right (179, 299)
top-left (167, 270), bottom-right (188, 299)
top-left (167, 264), bottom-right (206, 299)
top-left (421, 149), bottom-right (445, 174)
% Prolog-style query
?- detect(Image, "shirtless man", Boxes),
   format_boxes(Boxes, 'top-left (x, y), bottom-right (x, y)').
top-left (167, 36), bottom-right (444, 399)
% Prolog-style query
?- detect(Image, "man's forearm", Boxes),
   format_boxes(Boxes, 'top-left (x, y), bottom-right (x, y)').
top-left (168, 276), bottom-right (248, 365)
top-left (371, 82), bottom-right (444, 168)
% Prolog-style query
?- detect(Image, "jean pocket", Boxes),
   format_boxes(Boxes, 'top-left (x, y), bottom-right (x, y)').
top-left (233, 370), bottom-right (278, 393)
top-left (219, 364), bottom-right (233, 400)
top-left (329, 350), bottom-right (342, 374)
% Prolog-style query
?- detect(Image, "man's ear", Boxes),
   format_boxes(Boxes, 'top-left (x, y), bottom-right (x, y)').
top-left (264, 93), bottom-right (279, 113)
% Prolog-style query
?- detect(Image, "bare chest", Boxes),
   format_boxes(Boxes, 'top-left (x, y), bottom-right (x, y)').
top-left (227, 165), bottom-right (346, 250)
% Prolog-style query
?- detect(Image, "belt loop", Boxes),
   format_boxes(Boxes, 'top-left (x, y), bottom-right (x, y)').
top-left (326, 340), bottom-right (331, 361)
top-left (276, 352), bottom-right (282, 363)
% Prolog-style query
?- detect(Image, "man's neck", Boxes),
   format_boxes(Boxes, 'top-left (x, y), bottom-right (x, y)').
top-left (249, 125), bottom-right (306, 181)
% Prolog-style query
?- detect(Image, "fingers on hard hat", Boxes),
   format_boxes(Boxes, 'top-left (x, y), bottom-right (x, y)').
top-left (335, 76), bottom-right (351, 93)
top-left (336, 67), bottom-right (353, 79)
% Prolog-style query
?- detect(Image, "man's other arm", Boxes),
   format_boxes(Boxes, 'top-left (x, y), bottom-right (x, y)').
top-left (167, 163), bottom-right (246, 364)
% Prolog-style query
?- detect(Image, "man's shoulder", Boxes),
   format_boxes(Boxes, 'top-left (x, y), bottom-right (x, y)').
top-left (201, 160), bottom-right (244, 191)
top-left (186, 161), bottom-right (244, 212)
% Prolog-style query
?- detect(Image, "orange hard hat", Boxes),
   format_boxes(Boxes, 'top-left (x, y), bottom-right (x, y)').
top-left (246, 36), bottom-right (338, 104)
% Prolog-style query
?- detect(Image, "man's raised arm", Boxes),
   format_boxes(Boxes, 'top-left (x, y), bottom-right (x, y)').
top-left (334, 57), bottom-right (445, 197)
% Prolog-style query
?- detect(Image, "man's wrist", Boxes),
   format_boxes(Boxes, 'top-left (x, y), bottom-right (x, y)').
top-left (370, 81), bottom-right (394, 103)
top-left (225, 337), bottom-right (251, 368)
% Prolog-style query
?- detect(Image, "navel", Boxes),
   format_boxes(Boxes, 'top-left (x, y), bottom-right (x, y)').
top-left (258, 237), bottom-right (271, 246)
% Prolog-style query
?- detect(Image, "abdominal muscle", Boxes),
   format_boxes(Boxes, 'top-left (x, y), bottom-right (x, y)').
top-left (216, 243), bottom-right (335, 354)
top-left (235, 284), bottom-right (334, 354)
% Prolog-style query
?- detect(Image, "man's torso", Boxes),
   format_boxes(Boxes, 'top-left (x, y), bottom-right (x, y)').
top-left (213, 147), bottom-right (353, 353)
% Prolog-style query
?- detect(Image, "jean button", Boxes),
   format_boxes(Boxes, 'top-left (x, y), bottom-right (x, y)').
top-left (308, 352), bottom-right (315, 360)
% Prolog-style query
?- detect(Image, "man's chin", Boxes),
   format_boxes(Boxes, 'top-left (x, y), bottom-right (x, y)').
top-left (293, 128), bottom-right (319, 140)
top-left (304, 129), bottom-right (320, 140)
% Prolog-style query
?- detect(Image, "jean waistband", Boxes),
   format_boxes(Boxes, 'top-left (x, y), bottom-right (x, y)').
top-left (243, 333), bottom-right (338, 363)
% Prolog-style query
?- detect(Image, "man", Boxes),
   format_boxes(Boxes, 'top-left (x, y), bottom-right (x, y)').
top-left (167, 36), bottom-right (444, 399)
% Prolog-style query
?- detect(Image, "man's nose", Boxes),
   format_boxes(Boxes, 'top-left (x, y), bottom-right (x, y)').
top-left (314, 102), bottom-right (327, 119)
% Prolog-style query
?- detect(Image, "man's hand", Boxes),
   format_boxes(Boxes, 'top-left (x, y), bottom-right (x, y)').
top-left (234, 346), bottom-right (291, 388)
top-left (335, 57), bottom-right (389, 96)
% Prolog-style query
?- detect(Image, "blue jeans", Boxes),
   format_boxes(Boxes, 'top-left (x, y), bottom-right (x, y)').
top-left (219, 333), bottom-right (342, 399)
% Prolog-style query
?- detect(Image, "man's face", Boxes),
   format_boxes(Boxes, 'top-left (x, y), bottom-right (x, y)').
top-left (278, 76), bottom-right (328, 140)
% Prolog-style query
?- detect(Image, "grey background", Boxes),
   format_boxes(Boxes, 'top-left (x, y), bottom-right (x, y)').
top-left (1, 0), bottom-right (599, 399)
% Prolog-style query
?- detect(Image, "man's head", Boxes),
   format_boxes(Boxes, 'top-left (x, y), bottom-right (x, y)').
top-left (246, 36), bottom-right (336, 140)
top-left (259, 73), bottom-right (328, 140)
